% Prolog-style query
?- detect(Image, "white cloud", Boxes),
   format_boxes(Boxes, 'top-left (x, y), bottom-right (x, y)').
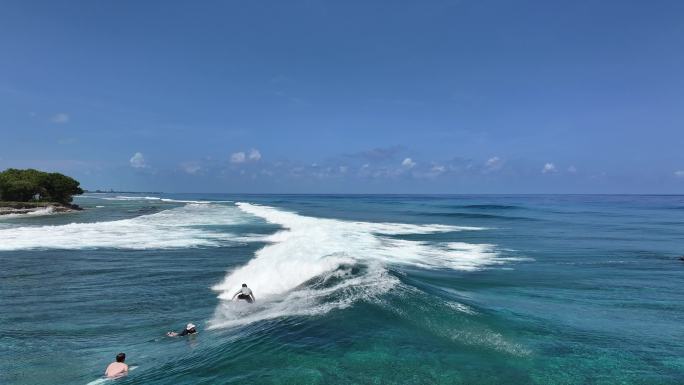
top-left (485, 156), bottom-right (501, 168)
top-left (231, 148), bottom-right (262, 163)
top-left (129, 152), bottom-right (147, 168)
top-left (181, 162), bottom-right (201, 175)
top-left (542, 163), bottom-right (557, 174)
top-left (484, 156), bottom-right (503, 173)
top-left (675, 170), bottom-right (684, 177)
top-left (51, 113), bottom-right (70, 124)
top-left (339, 166), bottom-right (348, 173)
top-left (230, 152), bottom-right (246, 163)
top-left (358, 164), bottom-right (371, 176)
top-left (248, 149), bottom-right (262, 161)
top-left (567, 165), bottom-right (578, 173)
top-left (425, 164), bottom-right (446, 178)
top-left (402, 157), bottom-right (416, 168)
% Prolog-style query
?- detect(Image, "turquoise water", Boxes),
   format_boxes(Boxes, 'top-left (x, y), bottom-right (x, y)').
top-left (2, 194), bottom-right (683, 384)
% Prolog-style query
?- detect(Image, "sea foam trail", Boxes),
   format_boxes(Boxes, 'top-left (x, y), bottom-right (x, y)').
top-left (0, 203), bottom-right (247, 251)
top-left (96, 195), bottom-right (230, 204)
top-left (210, 202), bottom-right (504, 328)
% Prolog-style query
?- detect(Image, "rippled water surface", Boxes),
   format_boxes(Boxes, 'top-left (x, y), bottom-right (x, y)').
top-left (2, 194), bottom-right (684, 384)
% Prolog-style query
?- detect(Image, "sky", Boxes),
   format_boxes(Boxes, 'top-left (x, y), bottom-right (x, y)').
top-left (1, 0), bottom-right (683, 193)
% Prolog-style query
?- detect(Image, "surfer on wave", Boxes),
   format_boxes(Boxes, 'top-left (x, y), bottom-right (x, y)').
top-left (232, 283), bottom-right (255, 303)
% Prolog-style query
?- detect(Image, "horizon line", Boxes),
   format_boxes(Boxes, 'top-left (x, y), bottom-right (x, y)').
top-left (80, 191), bottom-right (684, 197)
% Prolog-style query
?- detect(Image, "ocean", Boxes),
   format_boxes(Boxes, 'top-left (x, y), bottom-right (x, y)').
top-left (1, 194), bottom-right (683, 384)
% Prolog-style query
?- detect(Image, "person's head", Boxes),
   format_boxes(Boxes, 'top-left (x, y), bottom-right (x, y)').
top-left (186, 323), bottom-right (196, 330)
top-left (116, 353), bottom-right (126, 363)
top-left (242, 283), bottom-right (247, 287)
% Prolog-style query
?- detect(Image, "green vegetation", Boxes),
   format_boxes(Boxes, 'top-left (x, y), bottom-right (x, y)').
top-left (0, 168), bottom-right (84, 204)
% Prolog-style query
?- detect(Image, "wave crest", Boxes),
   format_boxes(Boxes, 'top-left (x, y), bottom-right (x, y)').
top-left (210, 203), bottom-right (507, 328)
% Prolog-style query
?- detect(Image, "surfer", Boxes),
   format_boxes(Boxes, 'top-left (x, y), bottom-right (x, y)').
top-left (167, 323), bottom-right (197, 337)
top-left (104, 353), bottom-right (128, 378)
top-left (232, 283), bottom-right (256, 303)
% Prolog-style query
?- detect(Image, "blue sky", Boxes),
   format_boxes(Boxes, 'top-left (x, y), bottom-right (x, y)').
top-left (1, 0), bottom-right (683, 193)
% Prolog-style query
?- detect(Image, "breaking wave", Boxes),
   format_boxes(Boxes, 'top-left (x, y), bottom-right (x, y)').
top-left (0, 206), bottom-right (56, 219)
top-left (210, 203), bottom-right (513, 329)
top-left (0, 203), bottom-right (248, 251)
top-left (1, 200), bottom-right (517, 330)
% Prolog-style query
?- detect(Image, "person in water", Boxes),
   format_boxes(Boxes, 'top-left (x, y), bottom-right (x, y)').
top-left (167, 323), bottom-right (197, 337)
top-left (232, 283), bottom-right (255, 303)
top-left (105, 352), bottom-right (128, 378)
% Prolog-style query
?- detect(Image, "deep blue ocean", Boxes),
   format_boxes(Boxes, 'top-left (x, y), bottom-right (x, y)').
top-left (1, 194), bottom-right (684, 384)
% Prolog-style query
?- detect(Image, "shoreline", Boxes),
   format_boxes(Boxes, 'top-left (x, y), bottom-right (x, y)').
top-left (0, 201), bottom-right (82, 216)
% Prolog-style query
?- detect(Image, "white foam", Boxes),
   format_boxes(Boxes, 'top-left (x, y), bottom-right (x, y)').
top-left (101, 195), bottom-right (162, 201)
top-left (0, 203), bottom-right (249, 251)
top-left (97, 195), bottom-right (231, 204)
top-left (0, 206), bottom-right (55, 219)
top-left (211, 262), bottom-right (397, 329)
top-left (210, 202), bottom-right (503, 329)
top-left (444, 300), bottom-right (477, 315)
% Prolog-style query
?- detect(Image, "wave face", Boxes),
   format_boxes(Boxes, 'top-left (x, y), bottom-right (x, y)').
top-left (0, 203), bottom-right (247, 251)
top-left (210, 202), bottom-right (505, 328)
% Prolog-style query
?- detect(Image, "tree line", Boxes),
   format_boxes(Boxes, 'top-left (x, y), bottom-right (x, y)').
top-left (0, 168), bottom-right (84, 204)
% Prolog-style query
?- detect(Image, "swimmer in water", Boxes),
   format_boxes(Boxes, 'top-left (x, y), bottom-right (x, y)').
top-left (104, 353), bottom-right (128, 378)
top-left (232, 283), bottom-right (255, 303)
top-left (167, 323), bottom-right (197, 337)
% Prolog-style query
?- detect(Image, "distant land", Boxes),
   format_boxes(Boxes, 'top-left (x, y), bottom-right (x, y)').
top-left (84, 189), bottom-right (163, 194)
top-left (0, 168), bottom-right (84, 216)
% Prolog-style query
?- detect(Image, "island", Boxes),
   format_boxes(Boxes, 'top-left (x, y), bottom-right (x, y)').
top-left (0, 168), bottom-right (84, 216)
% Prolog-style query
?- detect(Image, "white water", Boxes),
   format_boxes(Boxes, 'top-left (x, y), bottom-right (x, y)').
top-left (99, 195), bottom-right (230, 204)
top-left (0, 200), bottom-right (510, 328)
top-left (0, 203), bottom-right (248, 250)
top-left (0, 206), bottom-right (55, 219)
top-left (210, 202), bottom-right (506, 328)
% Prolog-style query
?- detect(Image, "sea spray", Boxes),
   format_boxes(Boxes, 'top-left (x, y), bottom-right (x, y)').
top-left (210, 203), bottom-right (505, 328)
